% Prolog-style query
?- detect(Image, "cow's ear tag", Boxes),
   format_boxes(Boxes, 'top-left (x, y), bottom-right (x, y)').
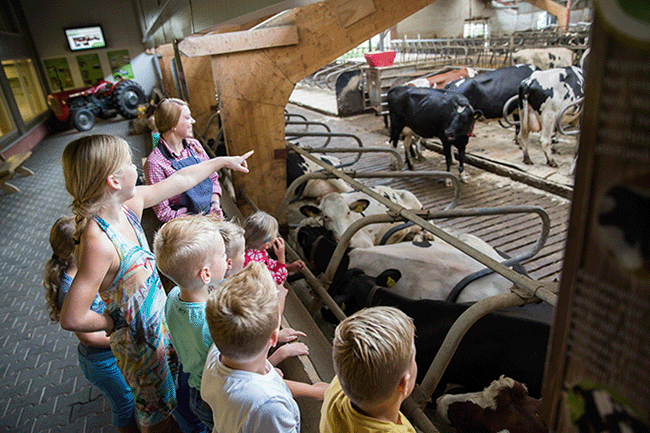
top-left (355, 204), bottom-right (364, 213)
top-left (341, 302), bottom-right (346, 312)
top-left (309, 210), bottom-right (317, 217)
top-left (474, 112), bottom-right (480, 119)
top-left (386, 277), bottom-right (396, 287)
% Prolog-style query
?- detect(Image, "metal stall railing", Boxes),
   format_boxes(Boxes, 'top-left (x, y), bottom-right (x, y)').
top-left (279, 143), bottom-right (558, 433)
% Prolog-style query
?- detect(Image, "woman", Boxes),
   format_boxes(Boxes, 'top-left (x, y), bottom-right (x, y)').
top-left (144, 98), bottom-right (223, 222)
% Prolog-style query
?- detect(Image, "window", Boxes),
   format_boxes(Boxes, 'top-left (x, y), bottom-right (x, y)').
top-left (464, 22), bottom-right (490, 38)
top-left (0, 86), bottom-right (16, 139)
top-left (2, 59), bottom-right (47, 124)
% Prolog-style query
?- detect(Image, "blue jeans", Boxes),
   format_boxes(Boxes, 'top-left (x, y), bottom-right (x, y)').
top-left (174, 365), bottom-right (210, 433)
top-left (77, 345), bottom-right (135, 428)
top-left (190, 386), bottom-right (214, 431)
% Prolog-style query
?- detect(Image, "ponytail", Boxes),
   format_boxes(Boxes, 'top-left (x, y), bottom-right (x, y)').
top-left (43, 216), bottom-right (75, 322)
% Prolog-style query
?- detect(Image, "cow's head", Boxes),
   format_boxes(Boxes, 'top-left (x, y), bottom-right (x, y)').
top-left (445, 100), bottom-right (482, 142)
top-left (300, 193), bottom-right (374, 247)
top-left (436, 376), bottom-right (548, 433)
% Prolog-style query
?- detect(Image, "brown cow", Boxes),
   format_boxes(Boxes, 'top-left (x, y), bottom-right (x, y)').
top-left (436, 376), bottom-right (549, 433)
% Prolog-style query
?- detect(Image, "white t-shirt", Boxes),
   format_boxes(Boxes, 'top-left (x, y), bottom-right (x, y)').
top-left (201, 344), bottom-right (300, 433)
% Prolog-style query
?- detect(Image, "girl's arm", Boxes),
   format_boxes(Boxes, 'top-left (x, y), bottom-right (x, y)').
top-left (60, 225), bottom-right (115, 334)
top-left (75, 331), bottom-right (111, 348)
top-left (132, 151), bottom-right (253, 212)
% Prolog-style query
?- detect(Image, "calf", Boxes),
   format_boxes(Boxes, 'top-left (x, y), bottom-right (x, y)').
top-left (387, 86), bottom-right (480, 180)
top-left (299, 185), bottom-right (427, 248)
top-left (444, 64), bottom-right (538, 121)
top-left (286, 152), bottom-right (353, 199)
top-left (436, 376), bottom-right (549, 433)
top-left (517, 66), bottom-right (585, 167)
top-left (513, 47), bottom-right (574, 70)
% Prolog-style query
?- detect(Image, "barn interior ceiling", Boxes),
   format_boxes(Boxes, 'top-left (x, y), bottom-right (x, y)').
top-left (136, 0), bottom-right (322, 46)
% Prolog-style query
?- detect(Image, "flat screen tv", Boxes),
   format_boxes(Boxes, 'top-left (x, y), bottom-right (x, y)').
top-left (64, 25), bottom-right (106, 51)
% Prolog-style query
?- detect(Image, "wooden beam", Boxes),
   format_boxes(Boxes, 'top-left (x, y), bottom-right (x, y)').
top-left (205, 0), bottom-right (439, 215)
top-left (178, 26), bottom-right (299, 57)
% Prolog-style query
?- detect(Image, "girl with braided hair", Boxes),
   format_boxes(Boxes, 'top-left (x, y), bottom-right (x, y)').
top-left (44, 215), bottom-right (137, 432)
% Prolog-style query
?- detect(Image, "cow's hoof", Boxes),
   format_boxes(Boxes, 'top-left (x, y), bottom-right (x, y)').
top-left (548, 160), bottom-right (558, 168)
top-left (523, 157), bottom-right (533, 165)
top-left (444, 178), bottom-right (453, 187)
top-left (460, 173), bottom-right (469, 183)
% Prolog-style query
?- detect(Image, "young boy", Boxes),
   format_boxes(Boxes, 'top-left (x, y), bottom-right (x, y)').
top-left (202, 261), bottom-right (327, 432)
top-left (320, 306), bottom-right (418, 433)
top-left (154, 214), bottom-right (228, 431)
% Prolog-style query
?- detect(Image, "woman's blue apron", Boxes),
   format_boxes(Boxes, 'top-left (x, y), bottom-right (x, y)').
top-left (159, 139), bottom-right (212, 215)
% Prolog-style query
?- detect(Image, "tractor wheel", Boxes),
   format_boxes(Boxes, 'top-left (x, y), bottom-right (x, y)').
top-left (72, 108), bottom-right (96, 131)
top-left (111, 80), bottom-right (146, 119)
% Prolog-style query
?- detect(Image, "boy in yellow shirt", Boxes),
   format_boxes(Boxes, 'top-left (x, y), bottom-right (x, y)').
top-left (320, 306), bottom-right (418, 433)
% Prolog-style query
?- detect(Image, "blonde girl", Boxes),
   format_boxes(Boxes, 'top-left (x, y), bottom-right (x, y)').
top-left (60, 134), bottom-right (252, 432)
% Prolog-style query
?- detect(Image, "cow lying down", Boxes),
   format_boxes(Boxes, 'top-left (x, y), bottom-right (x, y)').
top-left (293, 221), bottom-right (522, 303)
top-left (293, 222), bottom-right (553, 399)
top-left (436, 376), bottom-right (549, 433)
top-left (326, 262), bottom-right (553, 400)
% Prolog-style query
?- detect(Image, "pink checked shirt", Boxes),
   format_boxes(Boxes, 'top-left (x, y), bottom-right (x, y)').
top-left (144, 137), bottom-right (221, 222)
top-left (243, 249), bottom-right (288, 285)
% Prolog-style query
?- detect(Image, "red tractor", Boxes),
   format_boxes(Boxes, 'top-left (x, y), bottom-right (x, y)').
top-left (47, 78), bottom-right (146, 132)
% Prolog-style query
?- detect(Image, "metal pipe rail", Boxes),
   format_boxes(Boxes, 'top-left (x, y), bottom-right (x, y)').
top-left (285, 121), bottom-right (333, 146)
top-left (322, 206), bottom-right (551, 294)
top-left (285, 111), bottom-right (308, 122)
top-left (293, 146), bottom-right (404, 171)
top-left (285, 131), bottom-right (364, 167)
top-left (556, 97), bottom-right (585, 136)
top-left (277, 170), bottom-right (461, 225)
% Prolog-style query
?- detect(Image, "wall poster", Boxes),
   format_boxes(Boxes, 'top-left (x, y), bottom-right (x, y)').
top-left (76, 53), bottom-right (104, 86)
top-left (107, 49), bottom-right (134, 80)
top-left (43, 58), bottom-right (75, 91)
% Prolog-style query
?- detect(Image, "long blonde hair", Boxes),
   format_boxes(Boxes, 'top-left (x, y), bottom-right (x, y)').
top-left (62, 134), bottom-right (131, 244)
top-left (43, 216), bottom-right (76, 322)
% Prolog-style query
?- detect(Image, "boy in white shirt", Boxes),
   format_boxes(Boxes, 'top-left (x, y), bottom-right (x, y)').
top-left (202, 261), bottom-right (327, 433)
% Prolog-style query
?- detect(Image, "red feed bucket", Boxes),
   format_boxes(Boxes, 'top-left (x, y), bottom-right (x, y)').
top-left (364, 50), bottom-right (397, 67)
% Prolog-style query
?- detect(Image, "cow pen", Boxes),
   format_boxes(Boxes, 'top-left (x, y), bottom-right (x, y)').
top-left (273, 110), bottom-right (570, 431)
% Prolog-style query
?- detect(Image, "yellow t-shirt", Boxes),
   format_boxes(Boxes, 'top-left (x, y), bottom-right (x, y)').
top-left (320, 376), bottom-right (416, 433)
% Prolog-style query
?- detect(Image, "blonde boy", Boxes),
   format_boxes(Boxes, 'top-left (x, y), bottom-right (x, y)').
top-left (320, 306), bottom-right (418, 433)
top-left (215, 219), bottom-right (246, 278)
top-left (203, 262), bottom-right (326, 433)
top-left (154, 214), bottom-right (229, 430)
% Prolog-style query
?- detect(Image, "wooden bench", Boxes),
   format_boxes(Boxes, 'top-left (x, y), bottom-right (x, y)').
top-left (0, 152), bottom-right (34, 194)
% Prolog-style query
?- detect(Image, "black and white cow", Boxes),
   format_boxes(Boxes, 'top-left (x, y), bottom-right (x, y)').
top-left (286, 152), bottom-right (353, 199)
top-left (444, 64), bottom-right (539, 122)
top-left (513, 47), bottom-right (574, 70)
top-left (597, 184), bottom-right (650, 278)
top-left (387, 86), bottom-right (481, 181)
top-left (517, 66), bottom-right (585, 167)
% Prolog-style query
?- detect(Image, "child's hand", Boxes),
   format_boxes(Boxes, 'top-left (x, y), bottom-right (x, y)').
top-left (272, 237), bottom-right (286, 263)
top-left (269, 342), bottom-right (309, 366)
top-left (278, 327), bottom-right (306, 344)
top-left (286, 260), bottom-right (305, 273)
top-left (222, 150), bottom-right (254, 173)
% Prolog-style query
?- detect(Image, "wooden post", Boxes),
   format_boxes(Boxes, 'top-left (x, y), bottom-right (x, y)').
top-left (181, 0), bottom-right (438, 215)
